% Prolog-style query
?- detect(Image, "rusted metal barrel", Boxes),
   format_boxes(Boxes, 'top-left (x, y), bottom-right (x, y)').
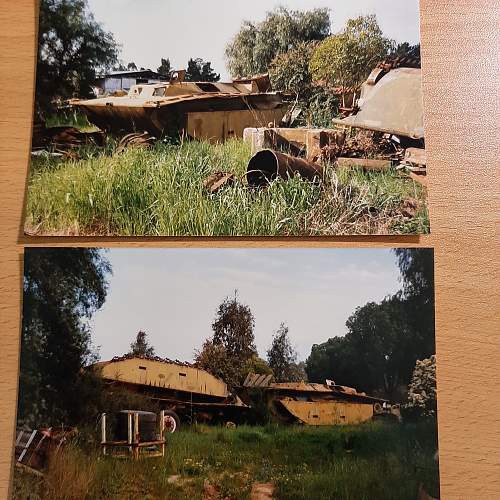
top-left (246, 149), bottom-right (323, 187)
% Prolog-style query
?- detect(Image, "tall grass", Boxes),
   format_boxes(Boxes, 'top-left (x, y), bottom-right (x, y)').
top-left (25, 139), bottom-right (429, 236)
top-left (12, 422), bottom-right (439, 500)
top-left (45, 111), bottom-right (98, 132)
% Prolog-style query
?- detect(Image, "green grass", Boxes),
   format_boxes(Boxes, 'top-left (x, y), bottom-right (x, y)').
top-left (25, 138), bottom-right (429, 236)
top-left (45, 111), bottom-right (99, 132)
top-left (12, 422), bottom-right (439, 500)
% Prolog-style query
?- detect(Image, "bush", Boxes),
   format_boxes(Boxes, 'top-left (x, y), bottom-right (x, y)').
top-left (269, 42), bottom-right (317, 97)
top-left (406, 355), bottom-right (437, 418)
top-left (310, 15), bottom-right (394, 89)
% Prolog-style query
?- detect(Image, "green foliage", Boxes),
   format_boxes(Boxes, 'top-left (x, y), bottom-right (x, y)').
top-left (269, 42), bottom-right (317, 96)
top-left (157, 57), bottom-right (171, 76)
top-left (12, 422), bottom-right (440, 500)
top-left (267, 323), bottom-right (301, 382)
top-left (268, 41), bottom-right (341, 127)
top-left (310, 15), bottom-right (394, 89)
top-left (306, 249), bottom-right (435, 400)
top-left (19, 248), bottom-right (111, 427)
top-left (195, 293), bottom-right (257, 387)
top-left (211, 293), bottom-right (257, 362)
top-left (195, 339), bottom-right (241, 389)
top-left (242, 355), bottom-right (273, 377)
top-left (128, 330), bottom-right (155, 357)
top-left (225, 7), bottom-right (331, 78)
top-left (391, 42), bottom-right (421, 59)
top-left (25, 139), bottom-right (429, 236)
top-left (184, 58), bottom-right (220, 82)
top-left (394, 248), bottom-right (435, 358)
top-left (36, 0), bottom-right (119, 116)
top-left (301, 86), bottom-right (340, 127)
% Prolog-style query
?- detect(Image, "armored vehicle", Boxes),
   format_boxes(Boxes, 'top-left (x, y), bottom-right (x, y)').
top-left (92, 355), bottom-right (248, 432)
top-left (71, 74), bottom-right (288, 142)
top-left (242, 374), bottom-right (398, 426)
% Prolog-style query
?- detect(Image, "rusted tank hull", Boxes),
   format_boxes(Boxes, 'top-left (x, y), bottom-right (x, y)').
top-left (246, 149), bottom-right (323, 186)
top-left (74, 93), bottom-right (287, 140)
top-left (95, 356), bottom-right (230, 399)
top-left (187, 109), bottom-right (287, 143)
top-left (333, 68), bottom-right (424, 139)
top-left (277, 399), bottom-right (374, 426)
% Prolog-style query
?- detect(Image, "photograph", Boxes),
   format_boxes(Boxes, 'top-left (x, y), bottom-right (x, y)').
top-left (13, 247), bottom-right (439, 499)
top-left (25, 0), bottom-right (428, 236)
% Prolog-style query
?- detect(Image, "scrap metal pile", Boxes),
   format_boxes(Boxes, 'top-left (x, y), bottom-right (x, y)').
top-left (242, 58), bottom-right (426, 188)
top-left (15, 426), bottom-right (76, 474)
top-left (32, 60), bottom-right (426, 191)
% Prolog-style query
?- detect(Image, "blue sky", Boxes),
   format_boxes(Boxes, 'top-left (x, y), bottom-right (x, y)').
top-left (87, 0), bottom-right (420, 80)
top-left (90, 248), bottom-right (402, 362)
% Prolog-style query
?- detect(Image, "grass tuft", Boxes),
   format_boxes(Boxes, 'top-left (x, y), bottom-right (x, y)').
top-left (25, 139), bottom-right (429, 236)
top-left (12, 422), bottom-right (439, 500)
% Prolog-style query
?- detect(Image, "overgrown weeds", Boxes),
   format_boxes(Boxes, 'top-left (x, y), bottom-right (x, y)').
top-left (12, 422), bottom-right (439, 500)
top-left (25, 139), bottom-right (428, 236)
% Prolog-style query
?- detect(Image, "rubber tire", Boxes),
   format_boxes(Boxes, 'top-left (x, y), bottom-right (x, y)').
top-left (163, 410), bottom-right (181, 433)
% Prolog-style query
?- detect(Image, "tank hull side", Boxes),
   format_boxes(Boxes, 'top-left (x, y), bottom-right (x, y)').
top-left (277, 399), bottom-right (374, 426)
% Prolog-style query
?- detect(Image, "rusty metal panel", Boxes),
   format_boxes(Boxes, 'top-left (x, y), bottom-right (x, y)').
top-left (278, 399), bottom-right (374, 426)
top-left (246, 149), bottom-right (323, 186)
top-left (243, 372), bottom-right (273, 388)
top-left (269, 382), bottom-right (333, 392)
top-left (333, 68), bottom-right (424, 139)
top-left (187, 109), bottom-right (286, 142)
top-left (97, 357), bottom-right (229, 398)
top-left (71, 76), bottom-right (287, 138)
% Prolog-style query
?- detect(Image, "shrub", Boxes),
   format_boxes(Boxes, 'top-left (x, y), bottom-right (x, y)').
top-left (310, 15), bottom-right (394, 89)
top-left (406, 355), bottom-right (437, 417)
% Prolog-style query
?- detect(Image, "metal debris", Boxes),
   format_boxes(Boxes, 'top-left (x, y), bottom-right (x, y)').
top-left (115, 131), bottom-right (156, 153)
top-left (332, 67), bottom-right (424, 140)
top-left (243, 372), bottom-right (274, 388)
top-left (92, 356), bottom-right (249, 432)
top-left (242, 378), bottom-right (390, 426)
top-left (203, 171), bottom-right (236, 193)
top-left (15, 427), bottom-right (75, 472)
top-left (401, 147), bottom-right (427, 171)
top-left (100, 410), bottom-right (166, 459)
top-left (244, 127), bottom-right (345, 161)
top-left (246, 149), bottom-right (323, 187)
top-left (32, 123), bottom-right (104, 150)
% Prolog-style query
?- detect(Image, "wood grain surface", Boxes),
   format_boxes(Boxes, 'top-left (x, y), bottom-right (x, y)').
top-left (0, 1), bottom-right (499, 498)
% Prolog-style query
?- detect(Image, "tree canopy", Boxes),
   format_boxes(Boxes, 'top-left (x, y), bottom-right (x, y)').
top-left (269, 41), bottom-right (317, 97)
top-left (157, 58), bottom-right (172, 76)
top-left (36, 0), bottom-right (119, 116)
top-left (184, 58), bottom-right (220, 82)
top-left (19, 248), bottom-right (111, 427)
top-left (310, 15), bottom-right (394, 89)
top-left (267, 323), bottom-right (302, 382)
top-left (225, 7), bottom-right (331, 78)
top-left (129, 331), bottom-right (155, 357)
top-left (306, 248), bottom-right (435, 400)
top-left (195, 292), bottom-right (257, 388)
